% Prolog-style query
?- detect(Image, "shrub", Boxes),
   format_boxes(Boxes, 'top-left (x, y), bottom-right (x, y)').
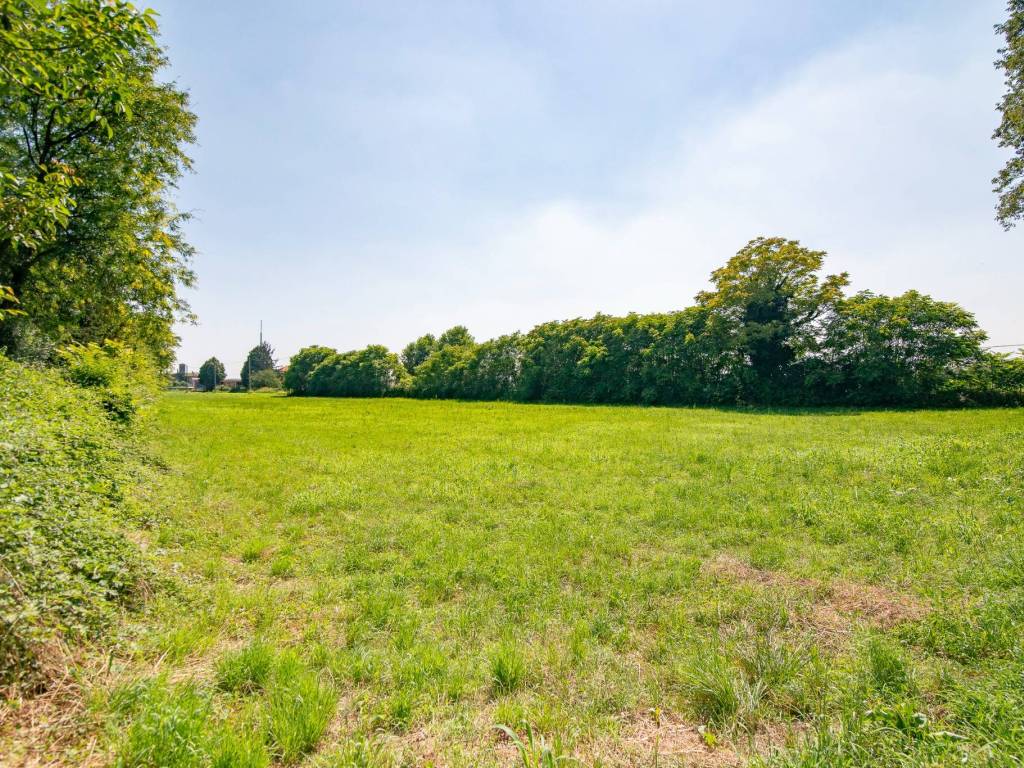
top-left (250, 368), bottom-right (282, 390)
top-left (58, 340), bottom-right (158, 423)
top-left (0, 355), bottom-right (150, 689)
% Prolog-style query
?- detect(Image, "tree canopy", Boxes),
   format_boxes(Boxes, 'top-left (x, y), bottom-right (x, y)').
top-left (240, 340), bottom-right (276, 390)
top-left (285, 237), bottom-right (1019, 407)
top-left (283, 345), bottom-right (335, 394)
top-left (198, 357), bottom-right (225, 391)
top-left (0, 0), bottom-right (196, 367)
top-left (994, 0), bottom-right (1024, 228)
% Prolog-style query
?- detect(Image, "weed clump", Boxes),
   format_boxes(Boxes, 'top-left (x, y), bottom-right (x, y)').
top-left (491, 642), bottom-right (528, 697)
top-left (264, 652), bottom-right (337, 764)
top-left (216, 641), bottom-right (275, 695)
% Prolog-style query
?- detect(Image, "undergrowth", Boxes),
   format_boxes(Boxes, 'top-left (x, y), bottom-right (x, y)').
top-left (0, 355), bottom-right (152, 690)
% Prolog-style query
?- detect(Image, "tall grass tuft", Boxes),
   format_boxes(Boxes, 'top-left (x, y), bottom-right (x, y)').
top-left (216, 640), bottom-right (275, 695)
top-left (491, 642), bottom-right (528, 697)
top-left (113, 681), bottom-right (211, 768)
top-left (679, 648), bottom-right (766, 732)
top-left (264, 653), bottom-right (338, 764)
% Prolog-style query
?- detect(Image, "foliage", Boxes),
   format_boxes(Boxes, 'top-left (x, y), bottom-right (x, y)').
top-left (400, 334), bottom-right (435, 375)
top-left (948, 350), bottom-right (1024, 405)
top-left (0, 283), bottom-right (21, 321)
top-left (0, 355), bottom-right (149, 689)
top-left (249, 367), bottom-right (282, 391)
top-left (0, 0), bottom-right (197, 368)
top-left (241, 340), bottom-right (276, 390)
top-left (291, 237), bottom-right (1009, 407)
top-left (58, 339), bottom-right (158, 423)
top-left (809, 291), bottom-right (987, 405)
top-left (437, 324), bottom-right (475, 349)
top-left (198, 357), bottom-right (225, 391)
top-left (282, 345), bottom-right (335, 394)
top-left (994, 0), bottom-right (1024, 228)
top-left (696, 236), bottom-right (848, 403)
top-left (306, 345), bottom-right (408, 397)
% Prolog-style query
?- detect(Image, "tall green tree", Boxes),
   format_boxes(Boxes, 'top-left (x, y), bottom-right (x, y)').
top-left (812, 291), bottom-right (987, 404)
top-left (697, 237), bottom-right (848, 402)
top-left (994, 1), bottom-right (1024, 228)
top-left (0, 0), bottom-right (196, 366)
top-left (437, 325), bottom-right (474, 349)
top-left (400, 333), bottom-right (436, 374)
top-left (198, 356), bottom-right (225, 391)
top-left (283, 345), bottom-right (335, 394)
top-left (241, 340), bottom-right (276, 390)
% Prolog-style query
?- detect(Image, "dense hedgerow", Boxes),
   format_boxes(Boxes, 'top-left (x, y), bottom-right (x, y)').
top-left (285, 238), bottom-right (1024, 406)
top-left (0, 355), bottom-right (151, 689)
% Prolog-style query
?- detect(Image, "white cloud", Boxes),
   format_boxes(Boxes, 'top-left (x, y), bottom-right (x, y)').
top-left (399, 3), bottom-right (1023, 347)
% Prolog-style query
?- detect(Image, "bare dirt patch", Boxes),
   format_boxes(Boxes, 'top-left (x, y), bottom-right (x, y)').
top-left (587, 713), bottom-right (741, 767)
top-left (703, 554), bottom-right (929, 633)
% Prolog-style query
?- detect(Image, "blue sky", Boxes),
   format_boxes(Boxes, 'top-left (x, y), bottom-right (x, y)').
top-left (152, 1), bottom-right (1024, 376)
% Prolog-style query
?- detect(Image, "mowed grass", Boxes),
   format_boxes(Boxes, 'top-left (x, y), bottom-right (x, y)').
top-left (109, 394), bottom-right (1023, 767)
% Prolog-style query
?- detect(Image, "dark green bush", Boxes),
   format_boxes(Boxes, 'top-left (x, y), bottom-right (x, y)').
top-left (306, 345), bottom-right (408, 397)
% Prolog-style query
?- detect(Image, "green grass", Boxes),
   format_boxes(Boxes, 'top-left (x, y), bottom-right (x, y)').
top-left (112, 393), bottom-right (1023, 766)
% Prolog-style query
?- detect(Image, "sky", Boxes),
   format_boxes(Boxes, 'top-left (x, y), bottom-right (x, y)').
top-left (150, 1), bottom-right (1024, 376)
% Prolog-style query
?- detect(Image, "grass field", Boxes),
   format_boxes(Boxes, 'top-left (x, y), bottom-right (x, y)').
top-left (92, 394), bottom-right (1023, 766)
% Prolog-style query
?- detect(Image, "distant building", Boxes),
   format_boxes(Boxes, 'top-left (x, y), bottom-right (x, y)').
top-left (171, 363), bottom-right (200, 390)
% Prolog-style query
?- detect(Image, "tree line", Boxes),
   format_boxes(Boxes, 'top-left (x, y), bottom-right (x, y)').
top-left (283, 238), bottom-right (1024, 407)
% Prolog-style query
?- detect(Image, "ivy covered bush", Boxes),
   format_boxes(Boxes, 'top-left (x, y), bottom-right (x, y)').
top-left (0, 355), bottom-right (151, 689)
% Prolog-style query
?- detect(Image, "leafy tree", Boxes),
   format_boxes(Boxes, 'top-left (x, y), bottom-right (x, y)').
top-left (0, 0), bottom-right (196, 366)
top-left (198, 357), bottom-right (225, 391)
top-left (400, 333), bottom-right (436, 374)
top-left (461, 333), bottom-right (523, 401)
top-left (284, 238), bottom-right (1016, 408)
top-left (249, 368), bottom-right (282, 390)
top-left (811, 291), bottom-right (987, 404)
top-left (241, 340), bottom-right (276, 390)
top-left (283, 345), bottom-right (335, 394)
top-left (307, 345), bottom-right (408, 397)
top-left (994, 1), bottom-right (1024, 228)
top-left (950, 351), bottom-right (1024, 405)
top-left (437, 325), bottom-right (474, 349)
top-left (697, 237), bottom-right (848, 402)
top-left (411, 343), bottom-right (476, 399)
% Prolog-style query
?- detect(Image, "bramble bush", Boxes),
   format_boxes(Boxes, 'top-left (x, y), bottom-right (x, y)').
top-left (0, 355), bottom-right (151, 690)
